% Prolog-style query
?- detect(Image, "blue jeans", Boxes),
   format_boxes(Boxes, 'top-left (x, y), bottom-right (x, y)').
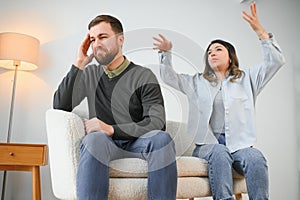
top-left (76, 130), bottom-right (177, 200)
top-left (192, 144), bottom-right (269, 200)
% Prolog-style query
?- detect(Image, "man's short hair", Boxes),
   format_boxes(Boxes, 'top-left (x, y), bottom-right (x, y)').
top-left (88, 14), bottom-right (123, 35)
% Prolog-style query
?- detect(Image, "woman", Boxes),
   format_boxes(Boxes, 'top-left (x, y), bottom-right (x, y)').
top-left (153, 2), bottom-right (285, 200)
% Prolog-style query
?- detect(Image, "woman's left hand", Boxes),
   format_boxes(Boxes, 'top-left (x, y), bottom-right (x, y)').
top-left (242, 2), bottom-right (269, 40)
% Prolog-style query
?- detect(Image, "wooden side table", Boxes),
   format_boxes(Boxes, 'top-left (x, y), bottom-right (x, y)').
top-left (0, 143), bottom-right (47, 200)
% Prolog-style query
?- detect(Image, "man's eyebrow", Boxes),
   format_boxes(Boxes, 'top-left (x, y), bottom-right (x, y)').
top-left (98, 33), bottom-right (109, 37)
top-left (90, 33), bottom-right (109, 39)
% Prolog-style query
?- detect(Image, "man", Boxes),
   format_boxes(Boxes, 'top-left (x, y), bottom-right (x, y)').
top-left (53, 15), bottom-right (177, 200)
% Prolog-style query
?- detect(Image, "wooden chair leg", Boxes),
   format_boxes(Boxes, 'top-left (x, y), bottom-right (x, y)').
top-left (235, 193), bottom-right (242, 200)
top-left (188, 198), bottom-right (194, 200)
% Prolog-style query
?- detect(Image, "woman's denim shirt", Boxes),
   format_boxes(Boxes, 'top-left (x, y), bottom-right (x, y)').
top-left (159, 34), bottom-right (286, 153)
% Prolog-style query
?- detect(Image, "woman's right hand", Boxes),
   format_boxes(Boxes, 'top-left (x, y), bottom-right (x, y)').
top-left (153, 34), bottom-right (173, 52)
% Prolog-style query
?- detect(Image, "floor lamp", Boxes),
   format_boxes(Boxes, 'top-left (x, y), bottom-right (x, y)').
top-left (0, 32), bottom-right (40, 200)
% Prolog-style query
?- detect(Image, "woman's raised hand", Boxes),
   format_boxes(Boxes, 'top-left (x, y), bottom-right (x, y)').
top-left (242, 2), bottom-right (269, 40)
top-left (153, 34), bottom-right (173, 52)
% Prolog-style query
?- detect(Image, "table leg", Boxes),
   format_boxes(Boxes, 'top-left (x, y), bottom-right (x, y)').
top-left (32, 166), bottom-right (41, 200)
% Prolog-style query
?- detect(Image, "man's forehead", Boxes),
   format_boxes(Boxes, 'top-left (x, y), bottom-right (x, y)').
top-left (89, 22), bottom-right (115, 37)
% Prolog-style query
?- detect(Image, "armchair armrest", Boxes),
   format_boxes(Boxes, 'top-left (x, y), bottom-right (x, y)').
top-left (45, 109), bottom-right (85, 199)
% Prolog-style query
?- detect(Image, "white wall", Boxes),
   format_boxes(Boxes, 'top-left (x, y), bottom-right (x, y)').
top-left (0, 0), bottom-right (299, 199)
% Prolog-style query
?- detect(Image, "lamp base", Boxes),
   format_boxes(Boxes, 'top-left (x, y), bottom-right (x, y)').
top-left (1, 171), bottom-right (7, 200)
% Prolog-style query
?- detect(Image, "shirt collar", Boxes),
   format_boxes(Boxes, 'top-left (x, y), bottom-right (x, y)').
top-left (104, 57), bottom-right (130, 78)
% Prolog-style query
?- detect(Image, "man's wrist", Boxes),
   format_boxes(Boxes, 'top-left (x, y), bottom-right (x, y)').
top-left (74, 59), bottom-right (86, 70)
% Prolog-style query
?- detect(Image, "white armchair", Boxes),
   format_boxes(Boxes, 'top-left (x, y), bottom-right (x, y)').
top-left (45, 108), bottom-right (247, 200)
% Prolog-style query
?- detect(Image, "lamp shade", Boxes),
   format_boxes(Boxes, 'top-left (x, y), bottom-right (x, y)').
top-left (0, 32), bottom-right (40, 71)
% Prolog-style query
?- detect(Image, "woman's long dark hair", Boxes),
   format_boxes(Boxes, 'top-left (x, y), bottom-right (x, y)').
top-left (203, 39), bottom-right (244, 85)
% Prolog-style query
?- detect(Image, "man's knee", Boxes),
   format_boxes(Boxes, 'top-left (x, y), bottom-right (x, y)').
top-left (145, 131), bottom-right (176, 172)
top-left (80, 132), bottom-right (112, 157)
top-left (82, 132), bottom-right (110, 150)
top-left (147, 130), bottom-right (174, 151)
top-left (80, 132), bottom-right (115, 165)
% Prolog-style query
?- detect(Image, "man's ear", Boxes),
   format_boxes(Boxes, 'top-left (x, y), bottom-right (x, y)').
top-left (118, 34), bottom-right (124, 46)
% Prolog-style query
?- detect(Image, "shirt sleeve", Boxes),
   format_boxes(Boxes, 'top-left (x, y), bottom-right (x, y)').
top-left (53, 65), bottom-right (86, 111)
top-left (159, 51), bottom-right (196, 96)
top-left (248, 33), bottom-right (286, 96)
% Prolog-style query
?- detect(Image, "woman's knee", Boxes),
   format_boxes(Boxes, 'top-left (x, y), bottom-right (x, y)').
top-left (245, 148), bottom-right (267, 166)
top-left (233, 147), bottom-right (268, 172)
top-left (210, 144), bottom-right (233, 163)
top-left (193, 144), bottom-right (232, 164)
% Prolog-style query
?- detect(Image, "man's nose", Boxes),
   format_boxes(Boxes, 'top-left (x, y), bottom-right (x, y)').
top-left (94, 38), bottom-right (103, 45)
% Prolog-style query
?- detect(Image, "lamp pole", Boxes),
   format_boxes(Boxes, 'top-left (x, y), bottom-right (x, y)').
top-left (1, 62), bottom-right (19, 200)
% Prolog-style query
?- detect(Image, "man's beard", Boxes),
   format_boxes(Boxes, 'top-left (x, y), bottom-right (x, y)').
top-left (94, 46), bottom-right (119, 66)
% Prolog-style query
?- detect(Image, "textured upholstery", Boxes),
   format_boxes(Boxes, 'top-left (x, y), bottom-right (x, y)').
top-left (45, 109), bottom-right (247, 199)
